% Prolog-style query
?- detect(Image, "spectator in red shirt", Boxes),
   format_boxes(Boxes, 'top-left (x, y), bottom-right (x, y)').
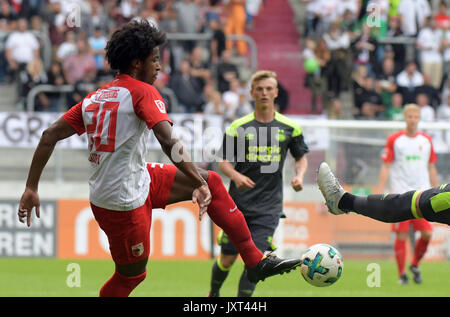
top-left (434, 1), bottom-right (450, 30)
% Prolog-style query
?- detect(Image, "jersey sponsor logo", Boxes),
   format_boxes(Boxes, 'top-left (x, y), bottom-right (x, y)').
top-left (229, 206), bottom-right (237, 213)
top-left (155, 100), bottom-right (166, 113)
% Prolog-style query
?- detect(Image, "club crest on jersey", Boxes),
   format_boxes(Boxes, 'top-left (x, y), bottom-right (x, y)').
top-left (155, 99), bottom-right (166, 113)
top-left (131, 242), bottom-right (144, 257)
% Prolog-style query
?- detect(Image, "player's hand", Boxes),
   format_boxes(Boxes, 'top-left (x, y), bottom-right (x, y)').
top-left (192, 184), bottom-right (212, 221)
top-left (291, 176), bottom-right (304, 192)
top-left (232, 173), bottom-right (255, 189)
top-left (18, 188), bottom-right (40, 227)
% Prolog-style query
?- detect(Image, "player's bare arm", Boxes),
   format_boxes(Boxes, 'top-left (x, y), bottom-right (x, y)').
top-left (291, 155), bottom-right (308, 192)
top-left (218, 159), bottom-right (255, 189)
top-left (152, 120), bottom-right (212, 218)
top-left (18, 117), bottom-right (77, 227)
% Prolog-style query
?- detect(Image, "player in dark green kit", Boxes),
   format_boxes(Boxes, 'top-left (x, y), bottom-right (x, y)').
top-left (208, 70), bottom-right (309, 297)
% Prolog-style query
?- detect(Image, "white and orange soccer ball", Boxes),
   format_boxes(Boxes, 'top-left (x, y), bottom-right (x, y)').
top-left (300, 243), bottom-right (343, 287)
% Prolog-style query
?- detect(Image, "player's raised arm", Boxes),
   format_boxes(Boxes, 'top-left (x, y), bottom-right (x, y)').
top-left (18, 117), bottom-right (77, 227)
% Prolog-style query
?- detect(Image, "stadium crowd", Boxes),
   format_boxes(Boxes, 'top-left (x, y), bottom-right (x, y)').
top-left (0, 0), bottom-right (450, 123)
top-left (302, 0), bottom-right (450, 121)
top-left (0, 0), bottom-right (266, 120)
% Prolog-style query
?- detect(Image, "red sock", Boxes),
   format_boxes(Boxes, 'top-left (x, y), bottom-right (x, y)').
top-left (207, 171), bottom-right (263, 267)
top-left (394, 239), bottom-right (406, 275)
top-left (99, 270), bottom-right (146, 297)
top-left (412, 238), bottom-right (430, 267)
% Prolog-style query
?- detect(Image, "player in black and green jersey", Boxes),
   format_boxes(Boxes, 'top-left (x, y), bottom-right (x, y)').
top-left (317, 162), bottom-right (450, 226)
top-left (208, 70), bottom-right (309, 297)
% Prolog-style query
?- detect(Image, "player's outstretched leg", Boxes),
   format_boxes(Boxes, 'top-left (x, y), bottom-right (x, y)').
top-left (317, 162), bottom-right (346, 215)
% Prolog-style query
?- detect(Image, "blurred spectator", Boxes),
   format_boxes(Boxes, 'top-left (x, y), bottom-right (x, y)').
top-left (158, 7), bottom-right (184, 73)
top-left (0, 0), bottom-right (19, 31)
top-left (303, 37), bottom-right (323, 113)
top-left (84, 0), bottom-right (114, 37)
top-left (153, 72), bottom-right (175, 113)
top-left (354, 76), bottom-right (384, 118)
top-left (62, 39), bottom-right (97, 85)
top-left (415, 73), bottom-right (441, 109)
top-left (416, 92), bottom-right (435, 122)
top-left (222, 77), bottom-right (242, 121)
top-left (189, 46), bottom-right (211, 92)
top-left (22, 57), bottom-right (48, 111)
top-left (437, 95), bottom-right (450, 120)
top-left (323, 20), bottom-right (350, 98)
top-left (224, 0), bottom-right (247, 56)
top-left (434, 1), bottom-right (450, 30)
top-left (173, 0), bottom-right (201, 53)
top-left (204, 89), bottom-right (225, 115)
top-left (385, 92), bottom-right (404, 120)
top-left (303, 0), bottom-right (320, 37)
top-left (68, 69), bottom-right (97, 107)
top-left (375, 57), bottom-right (397, 108)
top-left (56, 31), bottom-right (77, 63)
top-left (216, 49), bottom-right (239, 93)
top-left (246, 0), bottom-right (262, 29)
top-left (326, 97), bottom-right (343, 119)
top-left (396, 60), bottom-right (424, 104)
top-left (314, 0), bottom-right (340, 36)
top-left (88, 27), bottom-right (107, 72)
top-left (208, 16), bottom-right (226, 65)
top-left (441, 16), bottom-right (450, 75)
top-left (416, 17), bottom-right (443, 89)
top-left (45, 61), bottom-right (67, 112)
top-left (397, 0), bottom-right (431, 36)
top-left (352, 65), bottom-right (368, 111)
top-left (351, 23), bottom-right (378, 76)
top-left (385, 17), bottom-right (406, 70)
top-left (340, 8), bottom-right (359, 41)
top-left (5, 17), bottom-right (40, 107)
top-left (168, 59), bottom-right (204, 113)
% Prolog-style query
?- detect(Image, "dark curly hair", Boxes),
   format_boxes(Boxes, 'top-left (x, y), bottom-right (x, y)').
top-left (105, 19), bottom-right (167, 72)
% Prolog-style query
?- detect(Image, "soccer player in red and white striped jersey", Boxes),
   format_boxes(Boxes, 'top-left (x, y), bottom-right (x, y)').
top-left (378, 104), bottom-right (438, 284)
top-left (17, 20), bottom-right (301, 297)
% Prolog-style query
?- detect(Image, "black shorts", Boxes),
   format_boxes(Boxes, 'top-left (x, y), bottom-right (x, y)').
top-left (416, 183), bottom-right (450, 225)
top-left (218, 213), bottom-right (281, 255)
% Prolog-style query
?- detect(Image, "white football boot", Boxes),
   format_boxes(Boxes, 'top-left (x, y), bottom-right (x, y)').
top-left (317, 162), bottom-right (347, 215)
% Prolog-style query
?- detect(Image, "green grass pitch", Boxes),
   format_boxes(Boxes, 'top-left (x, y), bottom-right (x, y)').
top-left (0, 258), bottom-right (448, 297)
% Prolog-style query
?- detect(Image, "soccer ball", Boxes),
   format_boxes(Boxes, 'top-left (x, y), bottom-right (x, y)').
top-left (300, 243), bottom-right (343, 287)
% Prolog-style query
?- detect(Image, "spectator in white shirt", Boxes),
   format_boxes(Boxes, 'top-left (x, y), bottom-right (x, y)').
top-left (5, 17), bottom-right (40, 108)
top-left (5, 18), bottom-right (40, 70)
top-left (416, 17), bottom-right (443, 89)
top-left (416, 93), bottom-right (435, 122)
top-left (397, 0), bottom-right (431, 36)
top-left (396, 61), bottom-right (424, 104)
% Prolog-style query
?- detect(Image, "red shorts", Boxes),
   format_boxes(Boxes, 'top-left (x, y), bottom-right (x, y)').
top-left (391, 219), bottom-right (433, 233)
top-left (91, 163), bottom-right (177, 265)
